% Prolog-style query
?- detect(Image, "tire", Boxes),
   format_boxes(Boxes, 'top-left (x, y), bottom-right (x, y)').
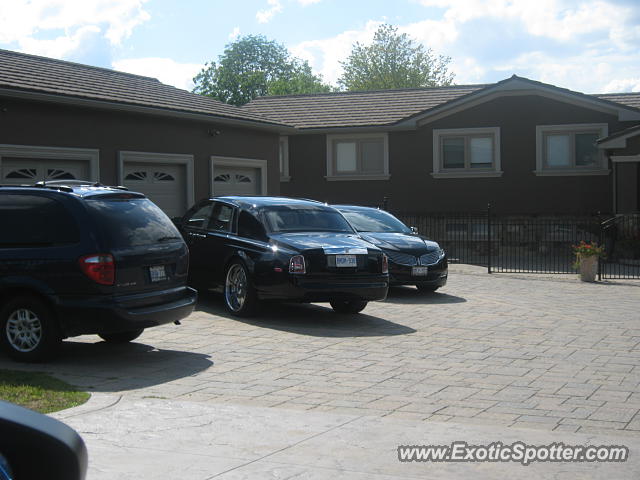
top-left (99, 329), bottom-right (144, 344)
top-left (0, 295), bottom-right (61, 362)
top-left (224, 260), bottom-right (258, 316)
top-left (416, 284), bottom-right (438, 292)
top-left (329, 299), bottom-right (368, 314)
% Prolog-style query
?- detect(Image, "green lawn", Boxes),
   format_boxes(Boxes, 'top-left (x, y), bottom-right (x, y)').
top-left (0, 369), bottom-right (90, 413)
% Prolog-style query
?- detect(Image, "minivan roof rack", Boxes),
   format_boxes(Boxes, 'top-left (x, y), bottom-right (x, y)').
top-left (34, 180), bottom-right (129, 191)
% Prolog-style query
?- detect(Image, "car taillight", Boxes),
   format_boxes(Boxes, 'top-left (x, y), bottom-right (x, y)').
top-left (382, 254), bottom-right (389, 274)
top-left (289, 255), bottom-right (306, 274)
top-left (79, 254), bottom-right (115, 285)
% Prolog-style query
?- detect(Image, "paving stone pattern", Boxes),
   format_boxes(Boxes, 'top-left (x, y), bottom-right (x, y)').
top-left (6, 265), bottom-right (640, 437)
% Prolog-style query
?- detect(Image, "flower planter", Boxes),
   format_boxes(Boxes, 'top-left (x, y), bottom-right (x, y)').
top-left (578, 255), bottom-right (598, 282)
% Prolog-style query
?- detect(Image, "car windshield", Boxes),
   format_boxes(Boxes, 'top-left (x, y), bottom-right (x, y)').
top-left (340, 209), bottom-right (412, 233)
top-left (263, 206), bottom-right (354, 233)
top-left (85, 196), bottom-right (181, 248)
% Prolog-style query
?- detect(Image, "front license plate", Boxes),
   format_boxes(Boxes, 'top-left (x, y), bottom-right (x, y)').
top-left (412, 266), bottom-right (429, 276)
top-left (149, 265), bottom-right (167, 282)
top-left (335, 254), bottom-right (357, 267)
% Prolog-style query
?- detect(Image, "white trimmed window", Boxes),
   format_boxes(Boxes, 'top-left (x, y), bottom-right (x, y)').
top-left (432, 127), bottom-right (502, 178)
top-left (535, 124), bottom-right (609, 176)
top-left (326, 133), bottom-right (390, 181)
top-left (279, 136), bottom-right (290, 181)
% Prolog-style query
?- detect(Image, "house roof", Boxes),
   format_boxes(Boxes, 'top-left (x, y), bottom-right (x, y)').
top-left (244, 75), bottom-right (640, 130)
top-left (0, 48), bottom-right (288, 128)
top-left (244, 84), bottom-right (486, 129)
top-left (594, 93), bottom-right (640, 110)
top-left (597, 123), bottom-right (640, 149)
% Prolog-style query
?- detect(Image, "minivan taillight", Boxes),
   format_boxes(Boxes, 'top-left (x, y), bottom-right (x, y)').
top-left (289, 255), bottom-right (306, 274)
top-left (79, 254), bottom-right (115, 285)
top-left (382, 254), bottom-right (389, 274)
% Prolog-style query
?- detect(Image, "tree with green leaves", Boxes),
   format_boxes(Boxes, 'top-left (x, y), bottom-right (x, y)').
top-left (193, 35), bottom-right (331, 105)
top-left (338, 24), bottom-right (454, 91)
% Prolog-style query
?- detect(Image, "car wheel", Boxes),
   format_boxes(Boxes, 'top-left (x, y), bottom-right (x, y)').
top-left (0, 296), bottom-right (61, 362)
top-left (98, 329), bottom-right (144, 343)
top-left (329, 299), bottom-right (368, 314)
top-left (416, 284), bottom-right (438, 292)
top-left (224, 260), bottom-right (257, 316)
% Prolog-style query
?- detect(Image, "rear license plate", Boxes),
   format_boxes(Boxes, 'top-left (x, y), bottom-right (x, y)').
top-left (149, 265), bottom-right (167, 282)
top-left (335, 255), bottom-right (357, 267)
top-left (412, 266), bottom-right (429, 276)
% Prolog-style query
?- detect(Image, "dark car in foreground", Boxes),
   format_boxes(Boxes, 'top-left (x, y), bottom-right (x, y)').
top-left (335, 205), bottom-right (448, 292)
top-left (176, 196), bottom-right (389, 316)
top-left (0, 182), bottom-right (197, 362)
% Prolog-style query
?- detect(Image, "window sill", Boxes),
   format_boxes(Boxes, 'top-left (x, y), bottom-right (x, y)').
top-left (325, 174), bottom-right (390, 181)
top-left (533, 169), bottom-right (611, 176)
top-left (431, 171), bottom-right (503, 178)
top-left (280, 176), bottom-right (291, 182)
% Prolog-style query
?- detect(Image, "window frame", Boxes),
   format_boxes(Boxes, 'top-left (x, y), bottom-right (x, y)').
top-left (535, 124), bottom-right (609, 176)
top-left (325, 133), bottom-right (390, 181)
top-left (279, 136), bottom-right (290, 182)
top-left (432, 127), bottom-right (502, 178)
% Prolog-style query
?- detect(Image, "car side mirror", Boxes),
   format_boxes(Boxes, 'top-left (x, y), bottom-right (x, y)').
top-left (410, 226), bottom-right (419, 234)
top-left (0, 401), bottom-right (87, 480)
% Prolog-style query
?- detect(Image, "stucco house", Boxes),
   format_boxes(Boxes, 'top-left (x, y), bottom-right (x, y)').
top-left (0, 48), bottom-right (295, 217)
top-left (245, 76), bottom-right (640, 215)
top-left (2, 47), bottom-right (639, 217)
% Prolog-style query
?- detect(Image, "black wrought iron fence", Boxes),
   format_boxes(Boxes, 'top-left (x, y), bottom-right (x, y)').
top-left (394, 207), bottom-right (639, 279)
top-left (600, 214), bottom-right (640, 280)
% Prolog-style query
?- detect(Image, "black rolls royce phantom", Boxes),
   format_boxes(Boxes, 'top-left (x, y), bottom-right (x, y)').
top-left (176, 197), bottom-right (389, 316)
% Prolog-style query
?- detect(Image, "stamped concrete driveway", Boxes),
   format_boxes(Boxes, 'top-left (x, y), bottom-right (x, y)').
top-left (9, 264), bottom-right (640, 435)
top-left (3, 265), bottom-right (640, 478)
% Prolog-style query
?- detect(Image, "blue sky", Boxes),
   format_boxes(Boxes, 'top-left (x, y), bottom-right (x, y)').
top-left (1, 0), bottom-right (639, 94)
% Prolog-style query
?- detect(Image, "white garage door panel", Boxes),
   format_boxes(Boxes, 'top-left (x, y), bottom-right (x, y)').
top-left (213, 167), bottom-right (260, 196)
top-left (123, 162), bottom-right (186, 218)
top-left (1, 158), bottom-right (89, 184)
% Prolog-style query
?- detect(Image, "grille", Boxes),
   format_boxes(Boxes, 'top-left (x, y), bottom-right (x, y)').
top-left (419, 250), bottom-right (442, 266)
top-left (385, 251), bottom-right (418, 266)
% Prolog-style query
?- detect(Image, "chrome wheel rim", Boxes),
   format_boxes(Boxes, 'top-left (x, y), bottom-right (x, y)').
top-left (6, 308), bottom-right (43, 352)
top-left (225, 264), bottom-right (247, 312)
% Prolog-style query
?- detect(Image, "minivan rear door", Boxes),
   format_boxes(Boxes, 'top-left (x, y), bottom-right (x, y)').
top-left (83, 194), bottom-right (189, 294)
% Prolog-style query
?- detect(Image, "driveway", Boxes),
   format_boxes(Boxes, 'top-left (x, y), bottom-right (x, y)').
top-left (4, 265), bottom-right (640, 478)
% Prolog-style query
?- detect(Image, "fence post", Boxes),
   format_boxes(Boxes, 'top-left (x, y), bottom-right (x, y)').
top-left (598, 217), bottom-right (603, 281)
top-left (487, 203), bottom-right (492, 274)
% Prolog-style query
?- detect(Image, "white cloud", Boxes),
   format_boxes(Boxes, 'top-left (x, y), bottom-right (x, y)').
top-left (297, 0), bottom-right (322, 5)
top-left (228, 26), bottom-right (241, 40)
top-left (603, 78), bottom-right (640, 93)
top-left (290, 20), bottom-right (383, 85)
top-left (0, 0), bottom-right (150, 59)
top-left (256, 0), bottom-right (283, 24)
top-left (112, 58), bottom-right (204, 91)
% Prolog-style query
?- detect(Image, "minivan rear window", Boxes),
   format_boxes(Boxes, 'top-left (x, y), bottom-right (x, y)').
top-left (85, 197), bottom-right (181, 248)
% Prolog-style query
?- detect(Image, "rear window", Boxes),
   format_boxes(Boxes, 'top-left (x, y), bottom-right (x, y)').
top-left (263, 206), bottom-right (354, 233)
top-left (85, 197), bottom-right (181, 248)
top-left (0, 194), bottom-right (80, 247)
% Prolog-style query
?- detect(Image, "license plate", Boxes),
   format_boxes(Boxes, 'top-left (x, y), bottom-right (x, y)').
top-left (412, 266), bottom-right (429, 276)
top-left (149, 265), bottom-right (167, 282)
top-left (335, 255), bottom-right (357, 267)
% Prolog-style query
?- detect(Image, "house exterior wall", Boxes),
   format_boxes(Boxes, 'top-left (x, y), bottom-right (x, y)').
top-left (282, 95), bottom-right (635, 215)
top-left (608, 135), bottom-right (640, 213)
top-left (0, 96), bottom-right (280, 207)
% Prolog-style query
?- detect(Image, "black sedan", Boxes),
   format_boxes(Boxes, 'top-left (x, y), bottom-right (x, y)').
top-left (335, 205), bottom-right (448, 292)
top-left (176, 197), bottom-right (389, 316)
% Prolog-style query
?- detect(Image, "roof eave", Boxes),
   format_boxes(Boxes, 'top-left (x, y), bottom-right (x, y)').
top-left (0, 87), bottom-right (297, 133)
top-left (407, 77), bottom-right (640, 127)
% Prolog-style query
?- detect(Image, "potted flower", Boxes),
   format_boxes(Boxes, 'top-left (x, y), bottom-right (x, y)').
top-left (572, 241), bottom-right (605, 282)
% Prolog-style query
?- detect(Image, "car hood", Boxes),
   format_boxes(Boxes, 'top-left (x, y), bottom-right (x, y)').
top-left (269, 232), bottom-right (381, 254)
top-left (358, 232), bottom-right (439, 255)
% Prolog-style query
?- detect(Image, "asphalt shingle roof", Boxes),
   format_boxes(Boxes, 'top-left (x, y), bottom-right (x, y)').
top-left (244, 85), bottom-right (486, 129)
top-left (0, 48), bottom-right (285, 126)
